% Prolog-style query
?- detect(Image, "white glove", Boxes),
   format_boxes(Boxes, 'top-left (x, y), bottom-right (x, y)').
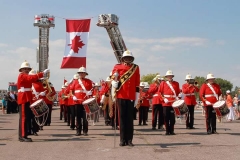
top-left (73, 96), bottom-right (77, 101)
top-left (43, 69), bottom-right (50, 77)
top-left (134, 92), bottom-right (140, 107)
top-left (39, 91), bottom-right (46, 96)
top-left (178, 93), bottom-right (182, 97)
top-left (100, 95), bottom-right (105, 103)
top-left (111, 80), bottom-right (119, 89)
top-left (205, 101), bottom-right (212, 105)
top-left (86, 91), bottom-right (92, 96)
top-left (164, 98), bottom-right (169, 103)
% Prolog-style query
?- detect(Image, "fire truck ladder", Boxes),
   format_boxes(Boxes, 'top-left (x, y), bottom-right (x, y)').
top-left (97, 14), bottom-right (127, 63)
top-left (38, 27), bottom-right (49, 72)
top-left (34, 14), bottom-right (55, 72)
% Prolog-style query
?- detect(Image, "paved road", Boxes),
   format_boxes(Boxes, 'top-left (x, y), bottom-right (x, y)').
top-left (0, 107), bottom-right (240, 160)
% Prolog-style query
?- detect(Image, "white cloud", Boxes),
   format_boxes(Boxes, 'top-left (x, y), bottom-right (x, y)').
top-left (216, 40), bottom-right (226, 45)
top-left (126, 37), bottom-right (207, 46)
top-left (150, 45), bottom-right (174, 51)
top-left (0, 43), bottom-right (8, 47)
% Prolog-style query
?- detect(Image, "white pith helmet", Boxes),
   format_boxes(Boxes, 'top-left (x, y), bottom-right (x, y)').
top-left (140, 82), bottom-right (145, 87)
top-left (152, 77), bottom-right (157, 82)
top-left (19, 60), bottom-right (32, 72)
top-left (185, 74), bottom-right (193, 80)
top-left (29, 69), bottom-right (36, 75)
top-left (106, 77), bottom-right (111, 82)
top-left (64, 82), bottom-right (69, 87)
top-left (61, 85), bottom-right (65, 89)
top-left (73, 73), bottom-right (79, 79)
top-left (144, 84), bottom-right (150, 89)
top-left (226, 90), bottom-right (230, 94)
top-left (156, 74), bottom-right (161, 79)
top-left (121, 50), bottom-right (134, 62)
top-left (165, 70), bottom-right (174, 77)
top-left (94, 83), bottom-right (100, 87)
top-left (78, 66), bottom-right (88, 75)
top-left (206, 73), bottom-right (215, 80)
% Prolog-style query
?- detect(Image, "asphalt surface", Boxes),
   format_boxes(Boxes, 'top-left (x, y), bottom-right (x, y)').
top-left (0, 107), bottom-right (240, 160)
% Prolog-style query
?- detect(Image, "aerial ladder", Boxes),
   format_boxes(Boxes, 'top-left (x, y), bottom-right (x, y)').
top-left (33, 14), bottom-right (55, 72)
top-left (96, 14), bottom-right (127, 63)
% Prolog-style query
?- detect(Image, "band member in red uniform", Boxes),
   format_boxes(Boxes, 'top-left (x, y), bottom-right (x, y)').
top-left (69, 74), bottom-right (79, 130)
top-left (63, 82), bottom-right (69, 122)
top-left (138, 83), bottom-right (151, 125)
top-left (17, 61), bottom-right (49, 142)
top-left (147, 75), bottom-right (164, 130)
top-left (44, 82), bottom-right (56, 126)
top-left (63, 82), bottom-right (71, 126)
top-left (159, 70), bottom-right (180, 135)
top-left (200, 73), bottom-right (222, 134)
top-left (29, 70), bottom-right (46, 135)
top-left (58, 85), bottom-right (65, 120)
top-left (71, 66), bottom-right (93, 136)
top-left (111, 50), bottom-right (140, 147)
top-left (182, 74), bottom-right (199, 129)
top-left (92, 82), bottom-right (100, 125)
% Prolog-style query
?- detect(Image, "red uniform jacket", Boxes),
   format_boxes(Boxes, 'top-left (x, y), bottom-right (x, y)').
top-left (31, 81), bottom-right (45, 103)
top-left (159, 80), bottom-right (180, 107)
top-left (140, 90), bottom-right (151, 107)
top-left (147, 83), bottom-right (163, 105)
top-left (199, 83), bottom-right (222, 107)
top-left (112, 63), bottom-right (140, 100)
top-left (182, 83), bottom-right (199, 105)
top-left (70, 78), bottom-right (93, 104)
top-left (58, 90), bottom-right (63, 105)
top-left (65, 84), bottom-right (75, 106)
top-left (17, 72), bottom-right (43, 105)
top-left (93, 89), bottom-right (100, 104)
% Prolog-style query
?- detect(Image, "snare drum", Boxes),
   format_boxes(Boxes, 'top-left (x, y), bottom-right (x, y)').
top-left (82, 98), bottom-right (100, 114)
top-left (213, 100), bottom-right (229, 117)
top-left (172, 100), bottom-right (189, 116)
top-left (30, 99), bottom-right (49, 117)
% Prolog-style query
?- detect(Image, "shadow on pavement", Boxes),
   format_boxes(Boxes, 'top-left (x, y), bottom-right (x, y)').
top-left (135, 142), bottom-right (201, 148)
top-left (34, 138), bottom-right (90, 142)
top-left (0, 144), bottom-right (6, 146)
top-left (0, 121), bottom-right (11, 123)
top-left (0, 129), bottom-right (16, 130)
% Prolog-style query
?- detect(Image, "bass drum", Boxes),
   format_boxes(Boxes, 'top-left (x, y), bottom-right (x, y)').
top-left (172, 100), bottom-right (189, 116)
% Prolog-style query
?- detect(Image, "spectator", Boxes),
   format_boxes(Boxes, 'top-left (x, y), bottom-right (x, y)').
top-left (2, 95), bottom-right (7, 114)
top-left (237, 90), bottom-right (240, 120)
top-left (226, 90), bottom-right (234, 121)
top-left (233, 94), bottom-right (238, 117)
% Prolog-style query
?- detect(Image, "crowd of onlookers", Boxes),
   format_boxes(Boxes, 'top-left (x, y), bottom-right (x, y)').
top-left (1, 91), bottom-right (18, 114)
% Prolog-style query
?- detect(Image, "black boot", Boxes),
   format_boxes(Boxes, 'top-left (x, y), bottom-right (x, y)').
top-left (75, 129), bottom-right (81, 136)
top-left (119, 140), bottom-right (126, 146)
top-left (127, 140), bottom-right (134, 147)
top-left (19, 137), bottom-right (32, 142)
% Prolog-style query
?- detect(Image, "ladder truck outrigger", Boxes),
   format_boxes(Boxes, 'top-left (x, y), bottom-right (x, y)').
top-left (96, 14), bottom-right (127, 63)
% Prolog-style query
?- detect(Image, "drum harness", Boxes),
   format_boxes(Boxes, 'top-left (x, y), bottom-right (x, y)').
top-left (206, 83), bottom-right (219, 101)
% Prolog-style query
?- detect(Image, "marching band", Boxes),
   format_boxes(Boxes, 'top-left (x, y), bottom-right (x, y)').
top-left (17, 51), bottom-right (230, 146)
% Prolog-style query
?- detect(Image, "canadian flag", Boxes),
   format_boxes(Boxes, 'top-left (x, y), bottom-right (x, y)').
top-left (61, 19), bottom-right (91, 68)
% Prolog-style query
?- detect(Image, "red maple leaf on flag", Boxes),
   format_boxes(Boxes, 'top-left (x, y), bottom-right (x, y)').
top-left (68, 35), bottom-right (85, 53)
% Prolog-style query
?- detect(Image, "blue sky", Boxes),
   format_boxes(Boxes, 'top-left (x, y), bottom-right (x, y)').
top-left (0, 0), bottom-right (239, 90)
